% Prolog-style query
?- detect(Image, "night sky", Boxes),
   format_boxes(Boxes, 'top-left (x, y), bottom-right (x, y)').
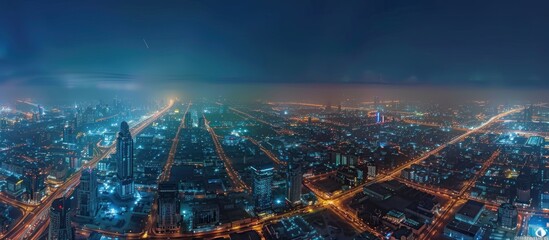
top-left (1, 0), bottom-right (549, 90)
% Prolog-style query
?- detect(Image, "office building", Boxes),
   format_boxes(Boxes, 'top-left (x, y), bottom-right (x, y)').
top-left (192, 204), bottom-right (220, 229)
top-left (63, 124), bottom-right (76, 150)
top-left (367, 161), bottom-right (377, 179)
top-left (252, 165), bottom-right (274, 212)
top-left (156, 182), bottom-right (180, 233)
top-left (5, 175), bottom-right (24, 198)
top-left (286, 160), bottom-right (302, 205)
top-left (497, 203), bottom-right (518, 230)
top-left (198, 116), bottom-right (206, 128)
top-left (49, 197), bottom-right (73, 240)
top-left (116, 121), bottom-right (134, 200)
top-left (24, 170), bottom-right (45, 203)
top-left (77, 168), bottom-right (98, 219)
top-left (184, 112), bottom-right (193, 128)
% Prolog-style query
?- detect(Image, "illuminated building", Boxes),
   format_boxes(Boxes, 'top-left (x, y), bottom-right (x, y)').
top-left (24, 169), bottom-right (46, 203)
top-left (497, 203), bottom-right (517, 230)
top-left (540, 183), bottom-right (549, 210)
top-left (116, 121), bottom-right (134, 200)
top-left (77, 168), bottom-right (98, 220)
top-left (528, 216), bottom-right (549, 238)
top-left (156, 182), bottom-right (180, 233)
top-left (367, 161), bottom-right (377, 179)
top-left (286, 160), bottom-right (302, 205)
top-left (5, 175), bottom-right (24, 198)
top-left (63, 123), bottom-right (76, 150)
top-left (252, 165), bottom-right (274, 212)
top-left (49, 197), bottom-right (74, 240)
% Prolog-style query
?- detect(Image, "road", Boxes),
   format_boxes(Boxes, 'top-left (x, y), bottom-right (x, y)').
top-left (421, 149), bottom-right (500, 239)
top-left (245, 137), bottom-right (286, 166)
top-left (204, 117), bottom-right (250, 192)
top-left (147, 101), bottom-right (191, 236)
top-left (224, 103), bottom-right (524, 237)
top-left (4, 100), bottom-right (175, 240)
top-left (301, 107), bottom-right (523, 237)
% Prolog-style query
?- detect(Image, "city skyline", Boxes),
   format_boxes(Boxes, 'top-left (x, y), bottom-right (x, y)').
top-left (0, 1), bottom-right (548, 240)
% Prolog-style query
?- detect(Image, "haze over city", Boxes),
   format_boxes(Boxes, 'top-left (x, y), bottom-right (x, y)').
top-left (0, 1), bottom-right (548, 240)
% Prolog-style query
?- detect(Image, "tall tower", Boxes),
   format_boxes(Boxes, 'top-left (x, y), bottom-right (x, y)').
top-left (184, 112), bottom-right (193, 128)
top-left (116, 121), bottom-right (134, 200)
top-left (49, 197), bottom-right (73, 240)
top-left (252, 165), bottom-right (274, 212)
top-left (156, 182), bottom-right (180, 233)
top-left (286, 160), bottom-right (302, 205)
top-left (77, 168), bottom-right (98, 220)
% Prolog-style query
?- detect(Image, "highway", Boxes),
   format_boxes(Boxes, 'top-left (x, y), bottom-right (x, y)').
top-left (4, 100), bottom-right (175, 240)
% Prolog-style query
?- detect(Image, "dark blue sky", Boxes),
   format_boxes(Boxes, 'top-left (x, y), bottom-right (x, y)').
top-left (1, 0), bottom-right (548, 89)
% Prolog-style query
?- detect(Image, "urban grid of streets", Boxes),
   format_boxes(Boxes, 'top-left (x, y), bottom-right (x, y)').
top-left (1, 100), bottom-right (547, 240)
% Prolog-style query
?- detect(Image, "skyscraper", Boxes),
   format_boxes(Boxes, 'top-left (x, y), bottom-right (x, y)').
top-left (77, 168), bottom-right (98, 220)
top-left (24, 169), bottom-right (45, 203)
top-left (156, 182), bottom-right (180, 233)
top-left (116, 121), bottom-right (134, 200)
top-left (516, 174), bottom-right (531, 205)
top-left (252, 165), bottom-right (274, 212)
top-left (184, 112), bottom-right (193, 128)
top-left (497, 203), bottom-right (518, 230)
top-left (286, 160), bottom-right (302, 205)
top-left (198, 115), bottom-right (206, 129)
top-left (63, 123), bottom-right (76, 150)
top-left (49, 197), bottom-right (73, 240)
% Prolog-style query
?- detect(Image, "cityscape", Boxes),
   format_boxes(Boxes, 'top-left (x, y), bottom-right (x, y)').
top-left (1, 1), bottom-right (549, 240)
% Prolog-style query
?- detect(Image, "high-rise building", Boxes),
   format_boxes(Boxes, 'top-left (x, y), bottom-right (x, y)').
top-left (49, 197), bottom-right (73, 240)
top-left (540, 183), bottom-right (549, 210)
top-left (5, 175), bottom-right (24, 198)
top-left (252, 165), bottom-right (274, 212)
top-left (497, 203), bottom-right (518, 230)
top-left (198, 116), bottom-right (206, 129)
top-left (116, 121), bottom-right (134, 200)
top-left (286, 160), bottom-right (302, 205)
top-left (63, 123), bottom-right (76, 150)
top-left (367, 161), bottom-right (377, 179)
top-left (184, 112), bottom-right (193, 128)
top-left (156, 182), bottom-right (180, 233)
top-left (77, 168), bottom-right (98, 220)
top-left (516, 174), bottom-right (532, 205)
top-left (24, 169), bottom-right (45, 203)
